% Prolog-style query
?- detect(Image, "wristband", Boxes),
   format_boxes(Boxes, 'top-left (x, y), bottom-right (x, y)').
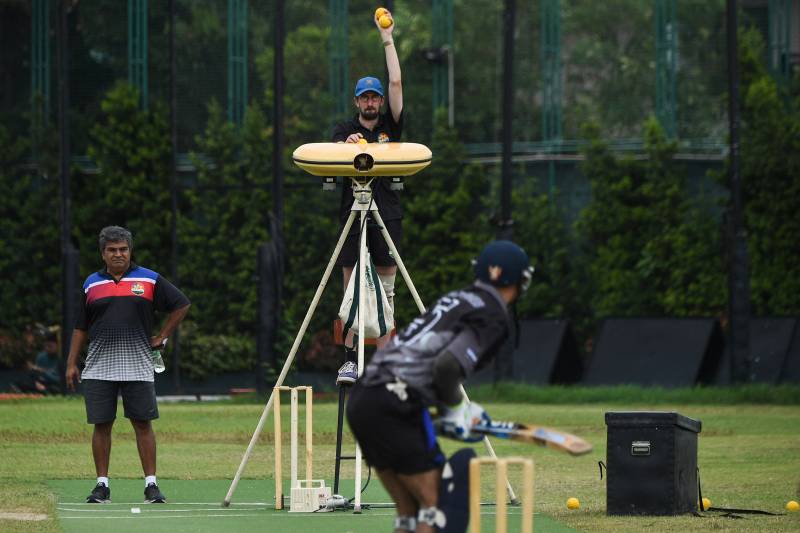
top-left (383, 40), bottom-right (394, 47)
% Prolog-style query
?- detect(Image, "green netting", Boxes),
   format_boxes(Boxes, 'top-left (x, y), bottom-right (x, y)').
top-left (0, 1), bottom-right (784, 155)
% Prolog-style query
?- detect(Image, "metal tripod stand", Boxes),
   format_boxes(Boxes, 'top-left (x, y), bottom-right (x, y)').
top-left (223, 176), bottom-right (519, 510)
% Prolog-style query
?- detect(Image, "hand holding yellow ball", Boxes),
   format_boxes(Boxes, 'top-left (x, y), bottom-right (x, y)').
top-left (375, 7), bottom-right (393, 28)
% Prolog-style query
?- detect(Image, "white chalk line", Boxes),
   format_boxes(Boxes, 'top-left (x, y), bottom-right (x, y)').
top-left (59, 509), bottom-right (529, 519)
top-left (58, 501), bottom-right (269, 506)
top-left (58, 507), bottom-right (264, 513)
top-left (0, 512), bottom-right (49, 521)
top-left (60, 511), bottom-right (400, 520)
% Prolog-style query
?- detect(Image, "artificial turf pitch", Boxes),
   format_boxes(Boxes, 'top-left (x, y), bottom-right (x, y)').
top-left (49, 479), bottom-right (571, 532)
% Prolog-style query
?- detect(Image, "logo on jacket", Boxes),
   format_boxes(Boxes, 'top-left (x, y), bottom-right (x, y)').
top-left (131, 282), bottom-right (145, 296)
top-left (378, 132), bottom-right (390, 143)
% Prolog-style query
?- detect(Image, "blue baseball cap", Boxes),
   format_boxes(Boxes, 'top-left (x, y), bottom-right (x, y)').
top-left (354, 77), bottom-right (384, 97)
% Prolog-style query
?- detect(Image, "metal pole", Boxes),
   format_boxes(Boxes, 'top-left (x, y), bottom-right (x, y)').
top-left (725, 0), bottom-right (751, 383)
top-left (498, 0), bottom-right (515, 240)
top-left (270, 0), bottom-right (285, 391)
top-left (447, 45), bottom-right (454, 128)
top-left (273, 0), bottom-right (284, 229)
top-left (58, 0), bottom-right (73, 363)
top-left (168, 0), bottom-right (182, 392)
top-left (256, 244), bottom-right (270, 394)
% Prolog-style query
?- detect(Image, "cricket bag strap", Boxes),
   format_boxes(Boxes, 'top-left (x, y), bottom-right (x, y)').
top-left (696, 467), bottom-right (783, 517)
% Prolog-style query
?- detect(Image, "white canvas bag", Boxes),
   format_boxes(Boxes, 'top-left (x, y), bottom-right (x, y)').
top-left (339, 253), bottom-right (394, 339)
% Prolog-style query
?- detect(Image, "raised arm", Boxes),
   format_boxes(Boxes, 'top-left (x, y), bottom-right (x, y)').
top-left (376, 10), bottom-right (402, 122)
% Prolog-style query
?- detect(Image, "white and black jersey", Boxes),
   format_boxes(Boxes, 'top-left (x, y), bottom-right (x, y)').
top-left (360, 280), bottom-right (511, 406)
top-left (76, 263), bottom-right (190, 382)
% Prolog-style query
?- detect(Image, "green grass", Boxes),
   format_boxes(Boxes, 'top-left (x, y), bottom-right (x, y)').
top-left (465, 383), bottom-right (800, 405)
top-left (1, 390), bottom-right (799, 532)
top-left (230, 383), bottom-right (800, 405)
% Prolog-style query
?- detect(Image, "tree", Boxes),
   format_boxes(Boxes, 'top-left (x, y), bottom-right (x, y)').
top-left (0, 125), bottom-right (61, 343)
top-left (736, 28), bottom-right (800, 315)
top-left (399, 109), bottom-right (492, 322)
top-left (510, 179), bottom-right (577, 320)
top-left (72, 83), bottom-right (171, 276)
top-left (180, 100), bottom-right (271, 335)
top-left (575, 117), bottom-right (725, 321)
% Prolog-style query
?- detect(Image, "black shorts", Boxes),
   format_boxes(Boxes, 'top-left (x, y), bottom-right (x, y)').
top-left (83, 380), bottom-right (159, 424)
top-left (337, 217), bottom-right (402, 267)
top-left (346, 381), bottom-right (444, 474)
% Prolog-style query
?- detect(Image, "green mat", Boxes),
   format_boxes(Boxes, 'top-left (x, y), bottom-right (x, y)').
top-left (49, 479), bottom-right (575, 532)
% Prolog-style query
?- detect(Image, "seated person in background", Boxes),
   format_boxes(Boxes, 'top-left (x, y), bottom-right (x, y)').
top-left (12, 332), bottom-right (62, 394)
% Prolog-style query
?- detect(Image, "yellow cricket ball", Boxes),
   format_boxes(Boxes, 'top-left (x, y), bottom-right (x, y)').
top-left (357, 138), bottom-right (368, 144)
top-left (787, 500), bottom-right (800, 512)
top-left (375, 7), bottom-right (389, 20)
top-left (701, 497), bottom-right (711, 510)
top-left (566, 497), bottom-right (580, 510)
top-left (378, 14), bottom-right (393, 28)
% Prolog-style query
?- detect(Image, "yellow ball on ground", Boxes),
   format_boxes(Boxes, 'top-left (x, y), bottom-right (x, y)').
top-left (787, 500), bottom-right (800, 512)
top-left (566, 497), bottom-right (580, 510)
top-left (701, 497), bottom-right (711, 509)
top-left (378, 14), bottom-right (393, 28)
top-left (375, 7), bottom-right (388, 20)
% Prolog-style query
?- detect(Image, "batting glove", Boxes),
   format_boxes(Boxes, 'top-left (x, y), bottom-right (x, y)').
top-left (436, 400), bottom-right (490, 442)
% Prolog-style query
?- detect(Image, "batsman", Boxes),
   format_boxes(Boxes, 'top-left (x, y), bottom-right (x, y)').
top-left (346, 241), bottom-right (534, 532)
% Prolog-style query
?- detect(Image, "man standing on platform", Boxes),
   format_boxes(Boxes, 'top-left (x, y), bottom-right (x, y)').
top-left (332, 7), bottom-right (404, 385)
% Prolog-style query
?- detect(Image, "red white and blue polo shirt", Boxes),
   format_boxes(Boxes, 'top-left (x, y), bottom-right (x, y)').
top-left (75, 263), bottom-right (190, 382)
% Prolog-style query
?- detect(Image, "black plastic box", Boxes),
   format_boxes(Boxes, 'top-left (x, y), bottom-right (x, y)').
top-left (605, 411), bottom-right (702, 515)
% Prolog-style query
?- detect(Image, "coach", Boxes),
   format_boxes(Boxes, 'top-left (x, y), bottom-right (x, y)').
top-left (66, 226), bottom-right (190, 504)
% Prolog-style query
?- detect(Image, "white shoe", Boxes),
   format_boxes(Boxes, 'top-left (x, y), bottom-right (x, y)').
top-left (336, 361), bottom-right (358, 386)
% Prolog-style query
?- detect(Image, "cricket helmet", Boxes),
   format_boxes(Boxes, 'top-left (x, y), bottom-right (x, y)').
top-left (473, 240), bottom-right (534, 293)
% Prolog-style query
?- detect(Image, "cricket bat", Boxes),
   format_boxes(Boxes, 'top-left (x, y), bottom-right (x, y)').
top-left (470, 420), bottom-right (593, 456)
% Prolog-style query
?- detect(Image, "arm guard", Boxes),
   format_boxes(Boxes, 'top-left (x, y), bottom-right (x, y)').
top-left (432, 350), bottom-right (465, 406)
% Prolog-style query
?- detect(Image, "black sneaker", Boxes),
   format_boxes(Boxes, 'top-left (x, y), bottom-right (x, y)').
top-left (144, 482), bottom-right (166, 503)
top-left (86, 483), bottom-right (110, 503)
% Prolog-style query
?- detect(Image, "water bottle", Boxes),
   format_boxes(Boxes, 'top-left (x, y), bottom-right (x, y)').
top-left (152, 338), bottom-right (167, 374)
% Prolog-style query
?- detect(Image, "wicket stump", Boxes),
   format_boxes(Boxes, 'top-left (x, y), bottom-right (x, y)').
top-left (469, 457), bottom-right (534, 533)
top-left (273, 386), bottom-right (313, 510)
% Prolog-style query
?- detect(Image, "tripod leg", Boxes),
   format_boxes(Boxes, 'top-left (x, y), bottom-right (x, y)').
top-left (223, 211), bottom-right (358, 507)
top-left (371, 208), bottom-right (521, 504)
top-left (371, 209), bottom-right (426, 314)
top-left (353, 210), bottom-right (368, 514)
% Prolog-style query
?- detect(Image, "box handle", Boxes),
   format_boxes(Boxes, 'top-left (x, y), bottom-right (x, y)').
top-left (631, 440), bottom-right (651, 456)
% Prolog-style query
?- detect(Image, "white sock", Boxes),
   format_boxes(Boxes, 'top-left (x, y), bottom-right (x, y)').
top-left (97, 476), bottom-right (109, 487)
top-left (145, 475), bottom-right (157, 487)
